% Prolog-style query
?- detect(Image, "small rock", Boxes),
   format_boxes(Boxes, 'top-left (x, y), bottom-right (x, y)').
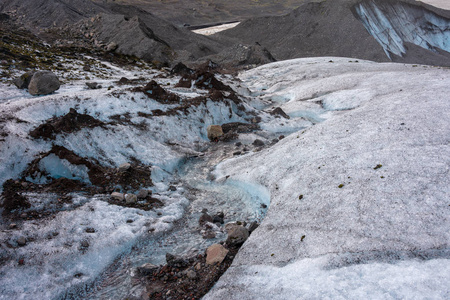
top-left (248, 221), bottom-right (259, 233)
top-left (199, 213), bottom-right (213, 225)
top-left (186, 270), bottom-right (197, 279)
top-left (225, 222), bottom-right (239, 233)
top-left (28, 71), bottom-right (60, 96)
top-left (195, 262), bottom-right (202, 270)
top-left (125, 194), bottom-right (137, 204)
top-left (119, 77), bottom-right (129, 84)
top-left (137, 263), bottom-right (158, 276)
top-left (213, 212), bottom-right (225, 224)
top-left (202, 231), bottom-right (216, 239)
top-left (85, 227), bottom-right (95, 233)
top-left (119, 162), bottom-right (131, 171)
top-left (79, 240), bottom-right (89, 249)
top-left (207, 125), bottom-right (224, 141)
top-left (226, 225), bottom-right (249, 245)
top-left (106, 42), bottom-right (118, 52)
top-left (9, 223), bottom-right (17, 229)
top-left (111, 192), bottom-right (124, 201)
top-left (86, 82), bottom-right (102, 89)
top-left (206, 244), bottom-right (229, 265)
top-left (168, 185), bottom-right (177, 191)
top-left (252, 139), bottom-right (265, 147)
top-left (21, 182), bottom-right (28, 188)
top-left (17, 236), bottom-right (27, 246)
top-left (137, 189), bottom-right (148, 199)
top-left (270, 107), bottom-right (290, 119)
top-left (261, 203), bottom-right (267, 209)
top-left (235, 142), bottom-right (242, 147)
top-left (18, 259), bottom-right (25, 265)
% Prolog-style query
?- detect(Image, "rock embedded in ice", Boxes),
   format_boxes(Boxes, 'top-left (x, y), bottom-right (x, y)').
top-left (118, 162), bottom-right (131, 171)
top-left (226, 225), bottom-right (249, 245)
top-left (111, 192), bottom-right (124, 201)
top-left (125, 194), bottom-right (137, 204)
top-left (252, 139), bottom-right (265, 147)
top-left (207, 125), bottom-right (224, 141)
top-left (85, 82), bottom-right (102, 89)
top-left (270, 107), bottom-right (290, 119)
top-left (16, 236), bottom-right (26, 247)
top-left (206, 244), bottom-right (229, 265)
top-left (28, 71), bottom-right (60, 96)
top-left (199, 213), bottom-right (214, 225)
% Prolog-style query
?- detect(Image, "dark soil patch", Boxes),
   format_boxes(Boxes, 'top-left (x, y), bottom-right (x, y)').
top-left (30, 108), bottom-right (106, 140)
top-left (170, 62), bottom-right (194, 77)
top-left (133, 80), bottom-right (181, 104)
top-left (137, 87), bottom-right (242, 118)
top-left (0, 180), bottom-right (31, 216)
top-left (141, 243), bottom-right (242, 300)
top-left (107, 195), bottom-right (163, 211)
top-left (175, 70), bottom-right (232, 92)
top-left (21, 145), bottom-right (153, 194)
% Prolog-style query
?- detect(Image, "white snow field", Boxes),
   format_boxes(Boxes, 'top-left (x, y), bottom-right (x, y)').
top-left (192, 22), bottom-right (240, 36)
top-left (205, 57), bottom-right (450, 299)
top-left (419, 0), bottom-right (450, 10)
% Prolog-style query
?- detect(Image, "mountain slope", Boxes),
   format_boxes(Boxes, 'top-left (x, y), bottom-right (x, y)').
top-left (215, 0), bottom-right (450, 66)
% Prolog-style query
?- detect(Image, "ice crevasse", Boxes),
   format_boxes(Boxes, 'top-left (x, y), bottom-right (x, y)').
top-left (354, 0), bottom-right (450, 58)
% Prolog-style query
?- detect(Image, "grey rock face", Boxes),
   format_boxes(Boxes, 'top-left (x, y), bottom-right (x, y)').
top-left (28, 71), bottom-right (60, 95)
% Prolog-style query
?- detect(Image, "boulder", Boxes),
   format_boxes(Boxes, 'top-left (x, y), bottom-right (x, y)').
top-left (13, 71), bottom-right (35, 89)
top-left (28, 71), bottom-right (60, 95)
top-left (125, 194), bottom-right (137, 204)
top-left (111, 192), bottom-right (124, 201)
top-left (206, 244), bottom-right (229, 265)
top-left (207, 125), bottom-right (223, 141)
top-left (226, 225), bottom-right (249, 245)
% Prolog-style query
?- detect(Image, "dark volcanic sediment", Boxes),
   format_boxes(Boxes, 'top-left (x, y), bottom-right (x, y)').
top-left (214, 0), bottom-right (450, 66)
top-left (1, 0), bottom-right (449, 67)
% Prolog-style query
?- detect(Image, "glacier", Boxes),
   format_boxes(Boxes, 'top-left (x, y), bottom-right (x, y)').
top-left (355, 0), bottom-right (450, 58)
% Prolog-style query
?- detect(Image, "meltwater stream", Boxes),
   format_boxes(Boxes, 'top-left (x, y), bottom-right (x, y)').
top-left (63, 143), bottom-right (270, 299)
